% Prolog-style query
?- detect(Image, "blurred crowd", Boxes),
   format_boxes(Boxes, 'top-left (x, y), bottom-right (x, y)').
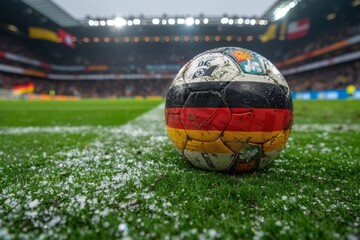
top-left (0, 32), bottom-right (43, 60)
top-left (0, 73), bottom-right (172, 98)
top-left (287, 60), bottom-right (360, 92)
top-left (0, 73), bottom-right (34, 88)
top-left (1, 58), bottom-right (359, 97)
top-left (34, 78), bottom-right (172, 98)
top-left (271, 20), bottom-right (360, 63)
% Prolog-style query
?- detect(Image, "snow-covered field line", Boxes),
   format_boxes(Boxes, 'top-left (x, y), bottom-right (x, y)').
top-left (0, 104), bottom-right (165, 135)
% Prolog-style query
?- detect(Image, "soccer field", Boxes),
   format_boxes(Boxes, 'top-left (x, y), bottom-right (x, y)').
top-left (0, 99), bottom-right (359, 239)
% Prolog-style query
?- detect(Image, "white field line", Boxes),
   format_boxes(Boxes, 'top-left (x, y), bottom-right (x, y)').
top-left (0, 104), bottom-right (166, 135)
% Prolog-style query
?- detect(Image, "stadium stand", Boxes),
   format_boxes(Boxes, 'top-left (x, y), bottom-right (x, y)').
top-left (287, 60), bottom-right (360, 92)
top-left (0, 0), bottom-right (359, 98)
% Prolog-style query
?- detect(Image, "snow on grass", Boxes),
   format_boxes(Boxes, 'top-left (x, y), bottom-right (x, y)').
top-left (1, 123), bottom-right (359, 135)
top-left (292, 123), bottom-right (360, 132)
top-left (0, 126), bottom-right (96, 134)
top-left (1, 103), bottom-right (359, 239)
top-left (0, 103), bottom-right (185, 239)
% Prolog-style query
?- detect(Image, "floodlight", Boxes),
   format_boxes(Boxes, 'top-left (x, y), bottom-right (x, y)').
top-left (168, 18), bottom-right (176, 25)
top-left (185, 17), bottom-right (194, 26)
top-left (177, 18), bottom-right (185, 24)
top-left (133, 19), bottom-right (141, 25)
top-left (221, 17), bottom-right (229, 24)
top-left (152, 18), bottom-right (160, 24)
top-left (106, 19), bottom-right (114, 26)
top-left (114, 17), bottom-right (126, 27)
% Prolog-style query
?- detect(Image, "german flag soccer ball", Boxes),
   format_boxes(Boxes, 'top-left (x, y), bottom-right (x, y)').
top-left (165, 47), bottom-right (293, 173)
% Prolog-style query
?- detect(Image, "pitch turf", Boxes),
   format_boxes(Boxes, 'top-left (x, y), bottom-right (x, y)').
top-left (0, 99), bottom-right (359, 239)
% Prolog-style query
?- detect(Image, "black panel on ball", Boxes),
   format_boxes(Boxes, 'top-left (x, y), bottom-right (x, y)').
top-left (166, 81), bottom-right (292, 110)
top-left (183, 91), bottom-right (227, 108)
top-left (165, 84), bottom-right (191, 108)
top-left (223, 81), bottom-right (292, 110)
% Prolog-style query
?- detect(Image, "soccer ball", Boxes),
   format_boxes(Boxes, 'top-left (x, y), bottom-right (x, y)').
top-left (165, 47), bottom-right (293, 173)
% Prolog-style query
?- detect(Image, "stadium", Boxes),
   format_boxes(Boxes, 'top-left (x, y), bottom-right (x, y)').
top-left (0, 0), bottom-right (359, 239)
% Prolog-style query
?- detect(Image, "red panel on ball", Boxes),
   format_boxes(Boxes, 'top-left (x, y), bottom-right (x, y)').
top-left (165, 107), bottom-right (292, 132)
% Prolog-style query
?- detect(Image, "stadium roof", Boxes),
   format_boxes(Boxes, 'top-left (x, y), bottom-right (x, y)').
top-left (21, 0), bottom-right (80, 27)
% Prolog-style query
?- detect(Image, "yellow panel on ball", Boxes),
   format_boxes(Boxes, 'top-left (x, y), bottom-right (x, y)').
top-left (166, 126), bottom-right (188, 150)
top-left (221, 130), bottom-right (285, 145)
top-left (262, 130), bottom-right (291, 153)
top-left (185, 138), bottom-right (235, 154)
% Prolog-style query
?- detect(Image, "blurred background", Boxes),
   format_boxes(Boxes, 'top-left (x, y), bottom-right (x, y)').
top-left (0, 0), bottom-right (359, 100)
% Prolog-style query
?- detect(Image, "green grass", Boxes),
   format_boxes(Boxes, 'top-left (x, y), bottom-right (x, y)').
top-left (0, 99), bottom-right (162, 126)
top-left (0, 99), bottom-right (359, 239)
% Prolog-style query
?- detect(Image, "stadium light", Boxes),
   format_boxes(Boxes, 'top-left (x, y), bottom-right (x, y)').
top-left (152, 18), bottom-right (160, 24)
top-left (168, 18), bottom-right (175, 25)
top-left (246, 35), bottom-right (254, 41)
top-left (185, 17), bottom-right (194, 26)
top-left (259, 19), bottom-right (265, 25)
top-left (133, 19), bottom-right (141, 25)
top-left (221, 17), bottom-right (229, 24)
top-left (273, 0), bottom-right (301, 21)
top-left (114, 17), bottom-right (126, 27)
top-left (107, 19), bottom-right (114, 26)
top-left (273, 6), bottom-right (290, 20)
top-left (7, 24), bottom-right (18, 32)
top-left (326, 13), bottom-right (336, 21)
top-left (177, 18), bottom-right (185, 24)
top-left (86, 15), bottom-right (267, 28)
